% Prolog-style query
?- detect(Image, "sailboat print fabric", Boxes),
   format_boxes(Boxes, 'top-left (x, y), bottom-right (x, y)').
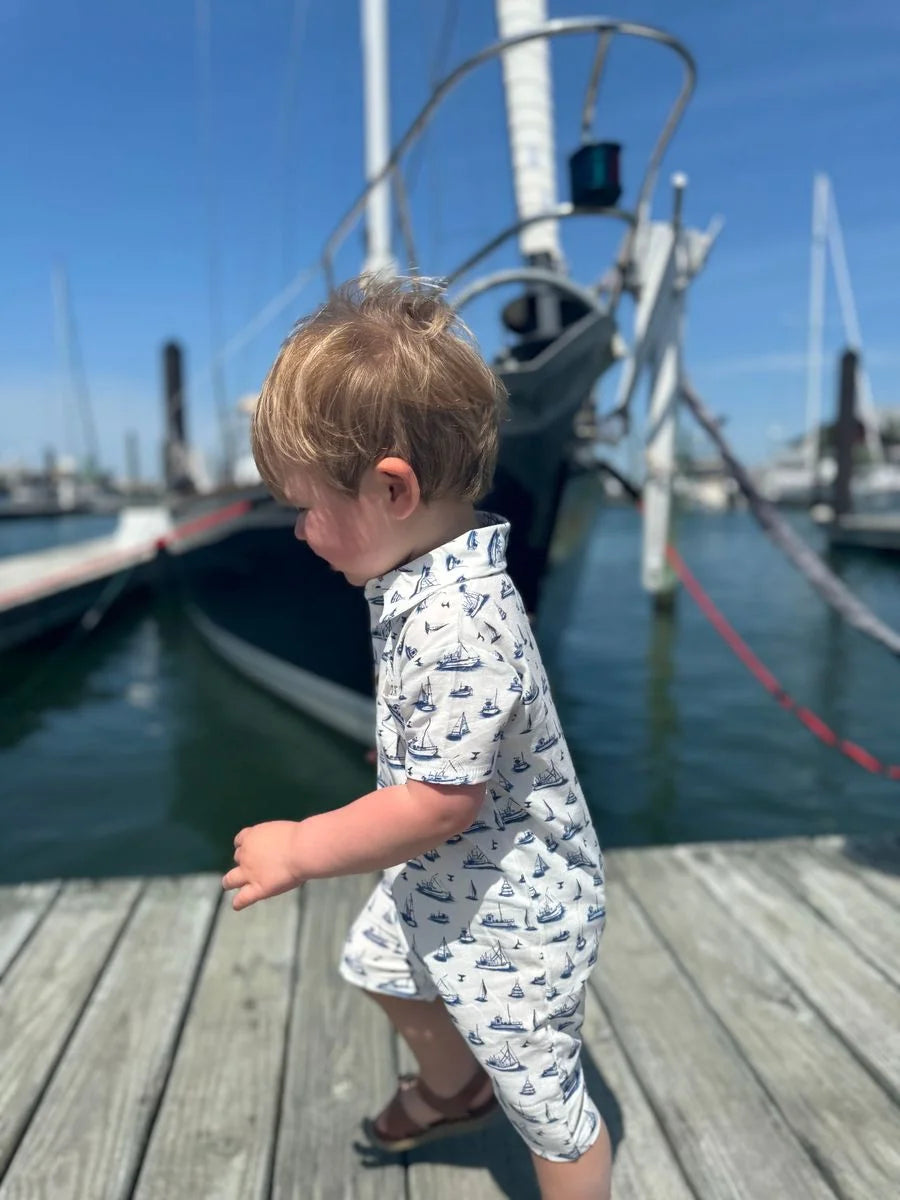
top-left (339, 515), bottom-right (605, 1161)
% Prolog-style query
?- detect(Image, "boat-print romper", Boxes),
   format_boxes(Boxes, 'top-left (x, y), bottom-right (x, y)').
top-left (339, 515), bottom-right (606, 1161)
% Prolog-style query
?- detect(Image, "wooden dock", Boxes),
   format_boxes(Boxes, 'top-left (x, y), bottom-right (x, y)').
top-left (1, 833), bottom-right (898, 1199)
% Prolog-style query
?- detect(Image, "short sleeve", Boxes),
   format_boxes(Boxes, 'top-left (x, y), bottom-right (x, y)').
top-left (396, 613), bottom-right (522, 786)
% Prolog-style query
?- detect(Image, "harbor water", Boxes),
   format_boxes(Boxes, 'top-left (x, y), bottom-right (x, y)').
top-left (1, 496), bottom-right (898, 884)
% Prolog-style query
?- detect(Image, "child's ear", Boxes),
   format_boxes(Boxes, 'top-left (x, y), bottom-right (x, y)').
top-left (374, 457), bottom-right (420, 520)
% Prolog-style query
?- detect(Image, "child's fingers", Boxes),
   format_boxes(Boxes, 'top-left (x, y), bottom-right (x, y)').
top-left (232, 883), bottom-right (262, 911)
top-left (222, 866), bottom-right (245, 891)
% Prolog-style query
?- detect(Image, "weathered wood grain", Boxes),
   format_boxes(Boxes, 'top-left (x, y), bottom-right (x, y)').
top-left (679, 843), bottom-right (900, 1099)
top-left (272, 873), bottom-right (405, 1200)
top-left (582, 982), bottom-right (694, 1200)
top-left (6, 835), bottom-right (899, 1199)
top-left (763, 840), bottom-right (900, 987)
top-left (0, 879), bottom-right (141, 1178)
top-left (815, 835), bottom-right (900, 910)
top-left (593, 870), bottom-right (836, 1199)
top-left (617, 846), bottom-right (900, 1199)
top-left (132, 886), bottom-right (298, 1200)
top-left (0, 881), bottom-right (60, 978)
top-left (0, 876), bottom-right (216, 1200)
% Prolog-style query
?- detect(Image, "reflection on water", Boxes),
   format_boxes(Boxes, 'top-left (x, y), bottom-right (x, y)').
top-left (1, 501), bottom-right (899, 883)
top-left (644, 608), bottom-right (679, 842)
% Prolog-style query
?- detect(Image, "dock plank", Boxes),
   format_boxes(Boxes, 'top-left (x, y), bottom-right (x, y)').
top-left (582, 988), bottom-right (694, 1200)
top-left (617, 847), bottom-right (900, 1199)
top-left (680, 843), bottom-right (900, 1099)
top-left (764, 840), bottom-right (900, 987)
top-left (815, 835), bottom-right (900, 910)
top-left (4, 835), bottom-right (899, 1198)
top-left (272, 874), bottom-right (405, 1200)
top-left (0, 879), bottom-right (141, 1179)
top-left (0, 876), bottom-right (217, 1200)
top-left (0, 881), bottom-right (60, 978)
top-left (133, 887), bottom-right (298, 1200)
top-left (593, 873), bottom-right (836, 1199)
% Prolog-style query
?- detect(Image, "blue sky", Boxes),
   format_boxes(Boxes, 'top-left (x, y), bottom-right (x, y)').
top-left (2, 0), bottom-right (899, 478)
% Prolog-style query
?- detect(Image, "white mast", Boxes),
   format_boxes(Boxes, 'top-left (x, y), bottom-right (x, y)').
top-left (52, 261), bottom-right (100, 475)
top-left (360, 0), bottom-right (394, 274)
top-left (495, 0), bottom-right (562, 266)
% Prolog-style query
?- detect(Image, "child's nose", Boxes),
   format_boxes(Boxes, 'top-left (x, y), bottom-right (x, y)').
top-left (293, 512), bottom-right (307, 541)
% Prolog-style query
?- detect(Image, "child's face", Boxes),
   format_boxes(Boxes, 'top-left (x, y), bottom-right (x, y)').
top-left (281, 464), bottom-right (412, 586)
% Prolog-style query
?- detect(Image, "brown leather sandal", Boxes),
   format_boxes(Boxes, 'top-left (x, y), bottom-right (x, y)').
top-left (363, 1067), bottom-right (499, 1152)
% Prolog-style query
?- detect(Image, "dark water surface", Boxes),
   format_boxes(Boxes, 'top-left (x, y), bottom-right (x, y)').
top-left (2, 503), bottom-right (898, 883)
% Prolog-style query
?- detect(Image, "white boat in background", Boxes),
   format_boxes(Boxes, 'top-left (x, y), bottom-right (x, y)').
top-left (755, 174), bottom-right (900, 514)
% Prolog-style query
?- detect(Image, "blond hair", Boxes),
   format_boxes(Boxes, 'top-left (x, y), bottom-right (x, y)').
top-left (251, 275), bottom-right (507, 503)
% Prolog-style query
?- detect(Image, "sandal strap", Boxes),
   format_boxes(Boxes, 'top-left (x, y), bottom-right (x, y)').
top-left (375, 1079), bottom-right (424, 1142)
top-left (416, 1066), bottom-right (490, 1118)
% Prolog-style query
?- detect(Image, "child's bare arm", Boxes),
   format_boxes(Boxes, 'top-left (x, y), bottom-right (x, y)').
top-left (222, 779), bottom-right (484, 911)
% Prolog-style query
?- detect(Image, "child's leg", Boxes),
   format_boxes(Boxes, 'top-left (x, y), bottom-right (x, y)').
top-left (367, 991), bottom-right (611, 1198)
top-left (367, 991), bottom-right (494, 1126)
top-left (529, 1127), bottom-right (612, 1200)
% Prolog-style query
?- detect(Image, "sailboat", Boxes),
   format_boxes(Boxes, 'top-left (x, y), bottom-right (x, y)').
top-left (407, 720), bottom-right (439, 761)
top-left (480, 904), bottom-right (518, 930)
top-left (534, 762), bottom-right (568, 791)
top-left (384, 732), bottom-right (404, 769)
top-left (468, 1025), bottom-right (485, 1046)
top-left (463, 847), bottom-right (497, 872)
top-left (561, 819), bottom-right (583, 841)
top-left (481, 692), bottom-right (501, 718)
top-left (437, 977), bottom-right (461, 1006)
top-left (415, 679), bottom-right (436, 712)
top-left (534, 732), bottom-right (560, 754)
top-left (437, 642), bottom-right (482, 672)
top-left (447, 713), bottom-right (470, 742)
top-left (461, 589), bottom-right (490, 618)
top-left (489, 1005), bottom-right (526, 1032)
top-left (566, 846), bottom-right (597, 871)
top-left (485, 1043), bottom-right (525, 1072)
top-left (434, 937), bottom-right (452, 962)
top-left (475, 942), bottom-right (516, 973)
top-left (163, 3), bottom-right (708, 752)
top-left (449, 677), bottom-right (473, 699)
top-left (416, 874), bottom-right (453, 902)
top-left (536, 893), bottom-right (566, 924)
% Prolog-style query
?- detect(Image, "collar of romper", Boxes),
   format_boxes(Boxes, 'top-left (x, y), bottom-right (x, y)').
top-left (365, 512), bottom-right (511, 623)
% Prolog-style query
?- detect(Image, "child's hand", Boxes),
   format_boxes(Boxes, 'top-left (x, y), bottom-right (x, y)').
top-left (222, 821), bottom-right (305, 911)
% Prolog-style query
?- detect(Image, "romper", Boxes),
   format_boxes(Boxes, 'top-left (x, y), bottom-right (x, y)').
top-left (339, 515), bottom-right (606, 1162)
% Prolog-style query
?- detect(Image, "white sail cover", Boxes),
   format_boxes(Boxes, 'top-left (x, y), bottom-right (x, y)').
top-left (495, 0), bottom-right (562, 264)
